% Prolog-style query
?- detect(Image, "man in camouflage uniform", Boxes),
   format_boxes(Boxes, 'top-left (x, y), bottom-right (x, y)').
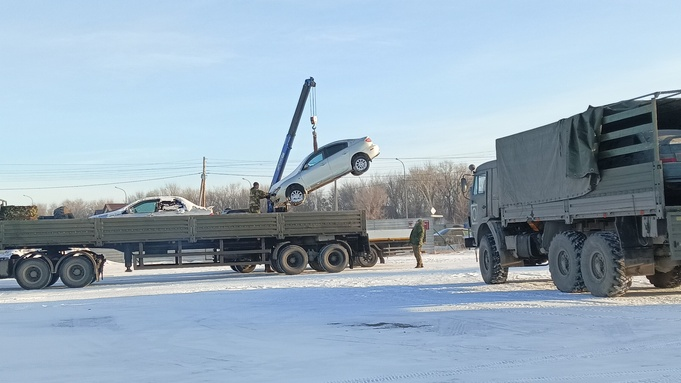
top-left (248, 182), bottom-right (274, 272)
top-left (409, 219), bottom-right (425, 268)
top-left (249, 182), bottom-right (269, 213)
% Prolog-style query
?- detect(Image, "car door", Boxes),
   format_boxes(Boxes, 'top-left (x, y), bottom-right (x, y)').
top-left (323, 142), bottom-right (350, 177)
top-left (126, 199), bottom-right (159, 217)
top-left (299, 151), bottom-right (333, 191)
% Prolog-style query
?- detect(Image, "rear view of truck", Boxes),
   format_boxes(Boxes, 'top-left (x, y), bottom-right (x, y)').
top-left (466, 90), bottom-right (681, 297)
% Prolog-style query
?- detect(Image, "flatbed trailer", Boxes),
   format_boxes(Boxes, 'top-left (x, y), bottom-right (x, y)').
top-left (0, 210), bottom-right (372, 289)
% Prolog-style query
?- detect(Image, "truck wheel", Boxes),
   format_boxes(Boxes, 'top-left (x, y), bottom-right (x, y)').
top-left (479, 234), bottom-right (507, 284)
top-left (351, 154), bottom-right (371, 175)
top-left (319, 244), bottom-right (348, 273)
top-left (47, 273), bottom-right (60, 287)
top-left (278, 245), bottom-right (308, 275)
top-left (548, 231), bottom-right (587, 293)
top-left (308, 256), bottom-right (325, 271)
top-left (286, 184), bottom-right (306, 206)
top-left (59, 256), bottom-right (95, 288)
top-left (357, 247), bottom-right (379, 268)
top-left (646, 266), bottom-right (681, 288)
top-left (15, 258), bottom-right (52, 290)
top-left (581, 232), bottom-right (631, 297)
top-left (234, 265), bottom-right (256, 273)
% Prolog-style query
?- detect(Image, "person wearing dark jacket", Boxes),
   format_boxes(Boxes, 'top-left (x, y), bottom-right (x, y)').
top-left (248, 182), bottom-right (274, 272)
top-left (409, 219), bottom-right (425, 268)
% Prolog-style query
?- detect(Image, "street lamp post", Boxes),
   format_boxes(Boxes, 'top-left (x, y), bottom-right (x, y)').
top-left (395, 158), bottom-right (408, 219)
top-left (23, 194), bottom-right (34, 205)
top-left (242, 177), bottom-right (252, 188)
top-left (115, 186), bottom-right (128, 203)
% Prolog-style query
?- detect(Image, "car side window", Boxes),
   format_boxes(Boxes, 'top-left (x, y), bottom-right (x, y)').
top-left (306, 152), bottom-right (325, 168)
top-left (131, 200), bottom-right (158, 214)
top-left (323, 143), bottom-right (347, 158)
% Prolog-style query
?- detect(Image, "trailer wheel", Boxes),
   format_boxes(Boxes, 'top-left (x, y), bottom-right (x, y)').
top-left (308, 256), bottom-right (325, 271)
top-left (15, 258), bottom-right (52, 290)
top-left (548, 231), bottom-right (587, 293)
top-left (230, 265), bottom-right (238, 272)
top-left (319, 244), bottom-right (348, 273)
top-left (351, 153), bottom-right (371, 175)
top-left (234, 265), bottom-right (257, 273)
top-left (59, 256), bottom-right (95, 288)
top-left (646, 266), bottom-right (681, 288)
top-left (479, 234), bottom-right (507, 284)
top-left (357, 247), bottom-right (379, 268)
top-left (278, 245), bottom-right (308, 275)
top-left (581, 232), bottom-right (631, 297)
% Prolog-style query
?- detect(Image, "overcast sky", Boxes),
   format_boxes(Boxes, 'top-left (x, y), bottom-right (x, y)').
top-left (2, 0), bottom-right (681, 205)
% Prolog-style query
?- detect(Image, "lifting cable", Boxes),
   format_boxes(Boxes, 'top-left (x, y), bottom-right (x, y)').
top-left (310, 87), bottom-right (318, 152)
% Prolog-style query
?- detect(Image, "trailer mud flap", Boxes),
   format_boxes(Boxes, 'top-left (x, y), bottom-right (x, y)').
top-left (667, 210), bottom-right (681, 260)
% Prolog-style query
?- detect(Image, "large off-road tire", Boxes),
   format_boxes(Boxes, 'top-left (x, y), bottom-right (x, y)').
top-left (278, 245), bottom-right (308, 275)
top-left (59, 256), bottom-right (95, 288)
top-left (646, 266), bottom-right (681, 288)
top-left (234, 264), bottom-right (257, 273)
top-left (351, 154), bottom-right (371, 175)
top-left (15, 258), bottom-right (52, 290)
top-left (286, 184), bottom-right (306, 206)
top-left (479, 233), bottom-right (508, 284)
top-left (357, 247), bottom-right (379, 268)
top-left (548, 231), bottom-right (587, 293)
top-left (318, 244), bottom-right (349, 273)
top-left (581, 232), bottom-right (631, 297)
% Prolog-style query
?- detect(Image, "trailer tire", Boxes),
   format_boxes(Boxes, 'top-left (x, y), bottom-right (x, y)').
top-left (319, 244), bottom-right (348, 273)
top-left (479, 233), bottom-right (507, 284)
top-left (548, 231), bottom-right (587, 293)
top-left (278, 245), bottom-right (308, 275)
top-left (235, 265), bottom-right (257, 273)
top-left (646, 266), bottom-right (681, 288)
top-left (15, 258), bottom-right (52, 290)
top-left (357, 247), bottom-right (379, 268)
top-left (59, 256), bottom-right (95, 288)
top-left (581, 232), bottom-right (631, 297)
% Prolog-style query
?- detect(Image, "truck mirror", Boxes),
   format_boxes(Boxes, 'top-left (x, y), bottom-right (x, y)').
top-left (460, 177), bottom-right (468, 194)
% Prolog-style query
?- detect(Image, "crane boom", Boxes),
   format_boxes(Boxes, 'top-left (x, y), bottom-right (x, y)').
top-left (268, 77), bottom-right (316, 212)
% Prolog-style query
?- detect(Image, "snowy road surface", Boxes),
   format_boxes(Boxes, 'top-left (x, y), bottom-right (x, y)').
top-left (2, 250), bottom-right (681, 383)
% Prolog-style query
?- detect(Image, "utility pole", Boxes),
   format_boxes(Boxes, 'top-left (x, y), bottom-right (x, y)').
top-left (395, 158), bottom-right (408, 219)
top-left (199, 157), bottom-right (207, 207)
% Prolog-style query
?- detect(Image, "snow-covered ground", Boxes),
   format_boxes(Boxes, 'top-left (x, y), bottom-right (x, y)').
top-left (2, 250), bottom-right (681, 383)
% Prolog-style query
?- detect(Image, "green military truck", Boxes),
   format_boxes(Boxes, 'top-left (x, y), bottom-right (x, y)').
top-left (464, 90), bottom-right (681, 297)
top-left (0, 210), bottom-right (372, 290)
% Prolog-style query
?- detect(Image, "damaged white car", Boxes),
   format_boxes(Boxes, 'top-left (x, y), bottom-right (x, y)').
top-left (89, 196), bottom-right (213, 218)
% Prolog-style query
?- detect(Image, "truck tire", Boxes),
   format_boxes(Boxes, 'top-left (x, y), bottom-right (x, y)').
top-left (479, 234), bottom-right (507, 284)
top-left (47, 273), bottom-right (60, 287)
top-left (319, 244), bottom-right (348, 273)
top-left (278, 245), bottom-right (308, 275)
top-left (548, 231), bottom-right (587, 293)
top-left (581, 232), bottom-right (631, 297)
top-left (59, 256), bottom-right (95, 288)
top-left (646, 266), bottom-right (681, 288)
top-left (357, 247), bottom-right (379, 268)
top-left (234, 265), bottom-right (256, 273)
top-left (308, 256), bottom-right (325, 271)
top-left (15, 258), bottom-right (52, 290)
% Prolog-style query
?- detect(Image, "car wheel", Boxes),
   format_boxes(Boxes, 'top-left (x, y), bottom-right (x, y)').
top-left (286, 184), bottom-right (306, 206)
top-left (351, 153), bottom-right (371, 175)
